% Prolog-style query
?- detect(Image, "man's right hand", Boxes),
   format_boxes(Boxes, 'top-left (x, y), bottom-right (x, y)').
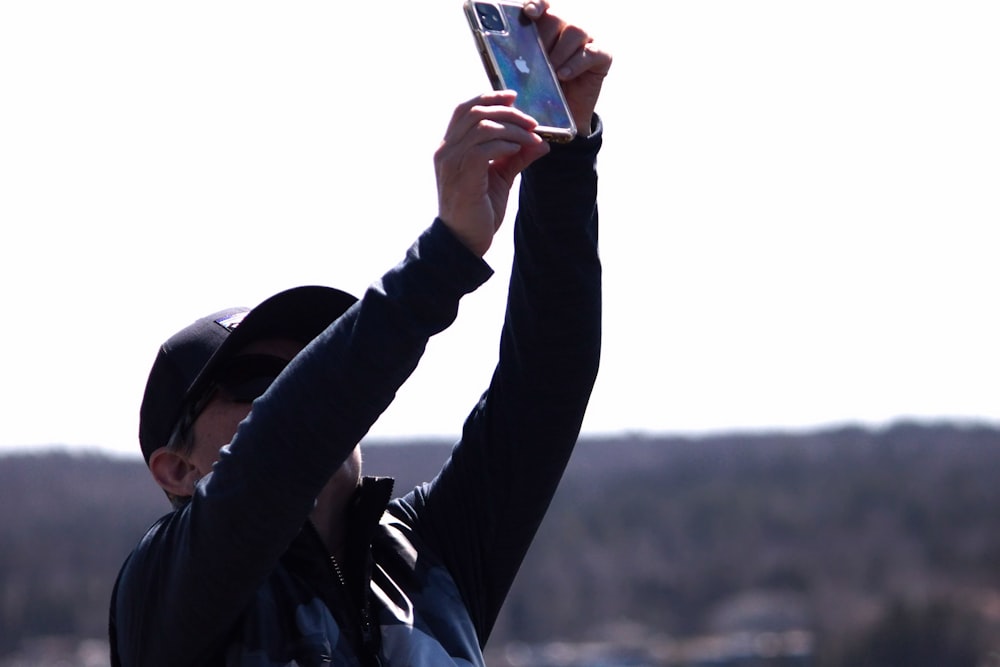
top-left (434, 91), bottom-right (551, 257)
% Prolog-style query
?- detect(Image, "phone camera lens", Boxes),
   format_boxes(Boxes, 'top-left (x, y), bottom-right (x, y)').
top-left (474, 3), bottom-right (505, 32)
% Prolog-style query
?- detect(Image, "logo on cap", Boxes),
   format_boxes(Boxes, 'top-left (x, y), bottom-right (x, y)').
top-left (215, 311), bottom-right (249, 332)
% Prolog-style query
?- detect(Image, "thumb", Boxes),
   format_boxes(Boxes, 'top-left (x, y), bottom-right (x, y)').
top-left (491, 140), bottom-right (551, 185)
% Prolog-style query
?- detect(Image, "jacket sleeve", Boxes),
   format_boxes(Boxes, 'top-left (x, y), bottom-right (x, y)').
top-left (394, 120), bottom-right (603, 643)
top-left (112, 220), bottom-right (493, 667)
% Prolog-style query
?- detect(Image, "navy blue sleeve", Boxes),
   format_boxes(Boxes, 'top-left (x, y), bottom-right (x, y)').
top-left (393, 120), bottom-right (604, 643)
top-left (112, 220), bottom-right (493, 667)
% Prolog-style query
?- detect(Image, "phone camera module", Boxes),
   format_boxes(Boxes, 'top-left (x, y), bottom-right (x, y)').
top-left (474, 3), bottom-right (506, 32)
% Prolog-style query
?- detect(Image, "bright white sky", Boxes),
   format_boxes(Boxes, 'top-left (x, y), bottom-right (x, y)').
top-left (1, 1), bottom-right (998, 458)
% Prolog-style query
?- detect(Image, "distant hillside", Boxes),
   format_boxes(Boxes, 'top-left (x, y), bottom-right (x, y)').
top-left (1, 422), bottom-right (999, 666)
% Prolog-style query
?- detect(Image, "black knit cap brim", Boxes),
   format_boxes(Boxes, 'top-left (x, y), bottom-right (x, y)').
top-left (138, 285), bottom-right (357, 462)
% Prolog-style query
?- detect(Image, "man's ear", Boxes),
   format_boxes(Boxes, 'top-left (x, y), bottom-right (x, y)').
top-left (148, 447), bottom-right (200, 499)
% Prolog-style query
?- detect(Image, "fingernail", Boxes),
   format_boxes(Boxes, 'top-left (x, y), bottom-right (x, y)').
top-left (524, 2), bottom-right (540, 18)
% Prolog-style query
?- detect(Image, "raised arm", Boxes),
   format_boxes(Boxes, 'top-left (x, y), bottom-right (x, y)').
top-left (396, 3), bottom-right (612, 643)
top-left (113, 222), bottom-right (494, 666)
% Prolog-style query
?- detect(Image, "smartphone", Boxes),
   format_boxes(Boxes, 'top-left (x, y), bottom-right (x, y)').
top-left (463, 0), bottom-right (577, 143)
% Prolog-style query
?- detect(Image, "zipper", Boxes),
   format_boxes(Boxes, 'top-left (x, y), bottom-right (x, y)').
top-left (327, 550), bottom-right (382, 667)
top-left (328, 554), bottom-right (347, 589)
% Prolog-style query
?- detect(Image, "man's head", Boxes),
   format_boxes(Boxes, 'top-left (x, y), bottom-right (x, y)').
top-left (139, 286), bottom-right (357, 503)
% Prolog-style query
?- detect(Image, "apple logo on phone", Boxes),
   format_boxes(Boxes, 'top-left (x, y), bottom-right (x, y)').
top-left (514, 56), bottom-right (530, 74)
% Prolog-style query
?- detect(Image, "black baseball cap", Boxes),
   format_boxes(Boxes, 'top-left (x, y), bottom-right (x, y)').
top-left (138, 285), bottom-right (357, 463)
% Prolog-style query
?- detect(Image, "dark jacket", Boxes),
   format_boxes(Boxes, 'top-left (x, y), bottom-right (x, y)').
top-left (111, 124), bottom-right (603, 666)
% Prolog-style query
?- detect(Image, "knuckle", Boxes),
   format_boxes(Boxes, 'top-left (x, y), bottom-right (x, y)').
top-left (474, 118), bottom-right (503, 136)
top-left (564, 25), bottom-right (589, 44)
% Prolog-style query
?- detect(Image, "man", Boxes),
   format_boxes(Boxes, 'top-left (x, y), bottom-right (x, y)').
top-left (110, 2), bottom-right (611, 664)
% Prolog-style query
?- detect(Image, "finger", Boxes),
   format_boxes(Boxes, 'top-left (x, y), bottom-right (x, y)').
top-left (533, 10), bottom-right (564, 52)
top-left (443, 93), bottom-right (538, 143)
top-left (452, 89), bottom-right (517, 113)
top-left (555, 41), bottom-right (613, 81)
top-left (544, 23), bottom-right (592, 74)
top-left (465, 123), bottom-right (542, 161)
top-left (522, 0), bottom-right (549, 20)
top-left (436, 119), bottom-right (544, 175)
top-left (445, 91), bottom-right (516, 134)
top-left (436, 139), bottom-right (521, 192)
top-left (442, 111), bottom-right (540, 156)
top-left (490, 139), bottom-right (551, 184)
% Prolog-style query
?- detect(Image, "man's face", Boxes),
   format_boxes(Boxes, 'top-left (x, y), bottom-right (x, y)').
top-left (163, 336), bottom-right (363, 508)
top-left (186, 338), bottom-right (304, 477)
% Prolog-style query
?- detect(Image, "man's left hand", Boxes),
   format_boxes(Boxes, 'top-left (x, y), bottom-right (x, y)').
top-left (526, 0), bottom-right (613, 135)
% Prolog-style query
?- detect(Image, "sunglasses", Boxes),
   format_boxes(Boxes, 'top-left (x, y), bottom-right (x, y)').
top-left (167, 354), bottom-right (291, 449)
top-left (212, 354), bottom-right (291, 403)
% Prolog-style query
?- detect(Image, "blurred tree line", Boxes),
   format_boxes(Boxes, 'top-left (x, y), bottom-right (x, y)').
top-left (1, 421), bottom-right (998, 665)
